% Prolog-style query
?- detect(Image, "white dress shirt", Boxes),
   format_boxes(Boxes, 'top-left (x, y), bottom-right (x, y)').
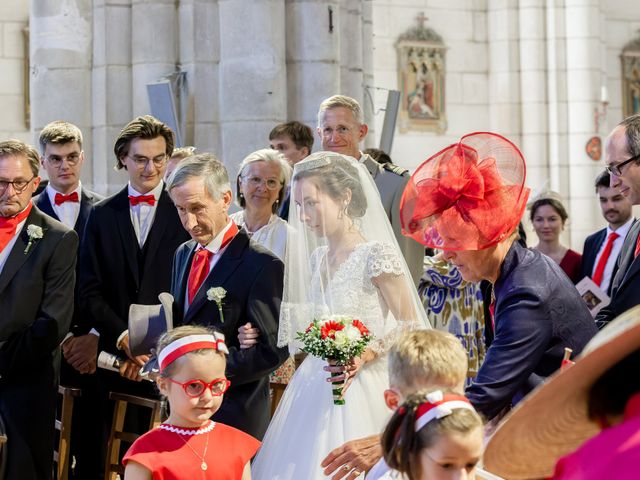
top-left (230, 210), bottom-right (288, 261)
top-left (183, 220), bottom-right (236, 311)
top-left (0, 216), bottom-right (28, 273)
top-left (46, 183), bottom-right (82, 229)
top-left (128, 181), bottom-right (163, 247)
top-left (592, 217), bottom-right (635, 293)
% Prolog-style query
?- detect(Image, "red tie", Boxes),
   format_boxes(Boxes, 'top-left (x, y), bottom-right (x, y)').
top-left (635, 233), bottom-right (640, 259)
top-left (128, 194), bottom-right (156, 206)
top-left (592, 232), bottom-right (620, 286)
top-left (0, 202), bottom-right (33, 252)
top-left (186, 222), bottom-right (239, 304)
top-left (54, 191), bottom-right (79, 205)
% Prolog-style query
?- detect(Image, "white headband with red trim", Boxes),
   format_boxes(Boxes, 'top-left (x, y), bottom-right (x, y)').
top-left (158, 333), bottom-right (229, 371)
top-left (414, 390), bottom-right (476, 432)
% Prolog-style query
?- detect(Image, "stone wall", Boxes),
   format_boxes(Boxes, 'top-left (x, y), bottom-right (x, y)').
top-left (0, 0), bottom-right (29, 143)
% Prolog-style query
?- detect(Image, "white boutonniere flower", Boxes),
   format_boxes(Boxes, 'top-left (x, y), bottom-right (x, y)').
top-left (24, 224), bottom-right (44, 254)
top-left (206, 287), bottom-right (227, 323)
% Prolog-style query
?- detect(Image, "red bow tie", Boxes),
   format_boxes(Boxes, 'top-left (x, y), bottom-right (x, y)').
top-left (128, 194), bottom-right (156, 206)
top-left (54, 192), bottom-right (79, 206)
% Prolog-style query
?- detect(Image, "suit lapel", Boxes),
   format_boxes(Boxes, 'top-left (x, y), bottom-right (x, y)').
top-left (184, 232), bottom-right (248, 324)
top-left (114, 187), bottom-right (140, 287)
top-left (141, 189), bottom-right (172, 272)
top-left (0, 207), bottom-right (46, 296)
top-left (615, 221), bottom-right (640, 289)
top-left (34, 192), bottom-right (59, 221)
top-left (360, 154), bottom-right (380, 179)
top-left (175, 241), bottom-right (197, 313)
top-left (74, 190), bottom-right (94, 234)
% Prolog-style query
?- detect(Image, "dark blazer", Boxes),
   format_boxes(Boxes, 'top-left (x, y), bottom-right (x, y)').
top-left (171, 229), bottom-right (289, 439)
top-left (0, 206), bottom-right (77, 480)
top-left (78, 186), bottom-right (190, 352)
top-left (466, 243), bottom-right (597, 420)
top-left (34, 187), bottom-right (104, 332)
top-left (595, 221), bottom-right (640, 329)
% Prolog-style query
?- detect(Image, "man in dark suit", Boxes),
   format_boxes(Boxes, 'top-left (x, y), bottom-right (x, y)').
top-left (317, 95), bottom-right (424, 286)
top-left (32, 121), bottom-right (104, 478)
top-left (269, 121), bottom-right (314, 220)
top-left (78, 116), bottom-right (190, 465)
top-left (597, 114), bottom-right (640, 329)
top-left (581, 170), bottom-right (634, 296)
top-left (167, 153), bottom-right (288, 439)
top-left (0, 140), bottom-right (77, 479)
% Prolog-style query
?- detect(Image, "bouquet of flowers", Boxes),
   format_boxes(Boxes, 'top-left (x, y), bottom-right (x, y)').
top-left (296, 315), bottom-right (373, 405)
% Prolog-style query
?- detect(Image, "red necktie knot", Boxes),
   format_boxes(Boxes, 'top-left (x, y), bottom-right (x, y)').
top-left (128, 194), bottom-right (156, 206)
top-left (54, 191), bottom-right (79, 205)
top-left (593, 231), bottom-right (621, 286)
top-left (187, 248), bottom-right (213, 304)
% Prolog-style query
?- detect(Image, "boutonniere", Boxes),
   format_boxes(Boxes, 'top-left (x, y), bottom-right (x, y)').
top-left (206, 287), bottom-right (227, 323)
top-left (24, 224), bottom-right (44, 254)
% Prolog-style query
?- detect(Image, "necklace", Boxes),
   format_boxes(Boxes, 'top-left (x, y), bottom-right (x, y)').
top-left (162, 422), bottom-right (213, 471)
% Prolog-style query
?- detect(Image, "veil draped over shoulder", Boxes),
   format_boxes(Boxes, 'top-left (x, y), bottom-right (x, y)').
top-left (277, 152), bottom-right (430, 353)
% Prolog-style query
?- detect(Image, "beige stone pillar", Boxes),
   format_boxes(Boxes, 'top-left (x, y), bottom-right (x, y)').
top-left (218, 0), bottom-right (287, 179)
top-left (31, 0), bottom-right (94, 184)
top-left (285, 0), bottom-right (340, 138)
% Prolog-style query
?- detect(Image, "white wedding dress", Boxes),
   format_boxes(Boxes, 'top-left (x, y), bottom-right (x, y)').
top-left (252, 241), bottom-right (410, 480)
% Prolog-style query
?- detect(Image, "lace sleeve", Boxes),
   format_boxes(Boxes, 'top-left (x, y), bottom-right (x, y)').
top-left (366, 242), bottom-right (424, 355)
top-left (366, 242), bottom-right (405, 279)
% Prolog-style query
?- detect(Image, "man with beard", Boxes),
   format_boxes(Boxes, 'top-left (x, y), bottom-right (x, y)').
top-left (581, 170), bottom-right (634, 296)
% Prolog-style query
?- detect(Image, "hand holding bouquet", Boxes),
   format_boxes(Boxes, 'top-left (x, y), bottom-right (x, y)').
top-left (296, 315), bottom-right (373, 405)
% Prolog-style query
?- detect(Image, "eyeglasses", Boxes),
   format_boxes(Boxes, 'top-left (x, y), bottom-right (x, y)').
top-left (320, 125), bottom-right (354, 138)
top-left (606, 153), bottom-right (640, 176)
top-left (166, 377), bottom-right (231, 398)
top-left (0, 176), bottom-right (36, 194)
top-left (127, 154), bottom-right (168, 168)
top-left (46, 153), bottom-right (81, 167)
top-left (242, 175), bottom-right (282, 191)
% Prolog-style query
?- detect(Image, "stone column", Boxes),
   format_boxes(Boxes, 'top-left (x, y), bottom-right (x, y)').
top-left (30, 0), bottom-right (93, 183)
top-left (561, 0), bottom-right (604, 248)
top-left (131, 0), bottom-right (178, 117)
top-left (218, 0), bottom-right (287, 178)
top-left (92, 0), bottom-right (133, 194)
top-left (361, 0), bottom-right (374, 145)
top-left (178, 0), bottom-right (220, 153)
top-left (285, 0), bottom-right (339, 140)
top-left (339, 0), bottom-right (363, 103)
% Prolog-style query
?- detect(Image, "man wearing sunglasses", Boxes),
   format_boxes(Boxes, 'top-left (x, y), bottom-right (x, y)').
top-left (0, 139), bottom-right (77, 479)
top-left (596, 113), bottom-right (640, 329)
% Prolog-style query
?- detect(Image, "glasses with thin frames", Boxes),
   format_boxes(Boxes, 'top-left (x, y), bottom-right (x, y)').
top-left (320, 125), bottom-right (354, 138)
top-left (46, 153), bottom-right (81, 168)
top-left (0, 176), bottom-right (36, 194)
top-left (242, 175), bottom-right (282, 191)
top-left (166, 377), bottom-right (231, 398)
top-left (127, 154), bottom-right (168, 169)
top-left (606, 153), bottom-right (640, 176)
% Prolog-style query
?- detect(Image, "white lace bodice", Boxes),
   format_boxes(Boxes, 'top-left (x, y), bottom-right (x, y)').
top-left (307, 241), bottom-right (409, 354)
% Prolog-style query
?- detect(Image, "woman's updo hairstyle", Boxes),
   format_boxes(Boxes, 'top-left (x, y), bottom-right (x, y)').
top-left (293, 152), bottom-right (367, 218)
top-left (528, 192), bottom-right (569, 225)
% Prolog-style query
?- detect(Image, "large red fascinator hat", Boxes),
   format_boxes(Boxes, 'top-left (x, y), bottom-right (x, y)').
top-left (400, 132), bottom-right (530, 251)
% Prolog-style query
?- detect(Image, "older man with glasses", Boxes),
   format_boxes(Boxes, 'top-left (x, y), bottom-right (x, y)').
top-left (596, 113), bottom-right (640, 329)
top-left (77, 115), bottom-right (190, 469)
top-left (0, 139), bottom-right (78, 479)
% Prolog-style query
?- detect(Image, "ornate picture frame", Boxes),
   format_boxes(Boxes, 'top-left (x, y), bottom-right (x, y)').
top-left (621, 32), bottom-right (640, 118)
top-left (395, 14), bottom-right (447, 134)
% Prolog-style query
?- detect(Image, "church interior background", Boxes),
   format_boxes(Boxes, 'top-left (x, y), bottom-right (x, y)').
top-left (1, 0), bottom-right (640, 249)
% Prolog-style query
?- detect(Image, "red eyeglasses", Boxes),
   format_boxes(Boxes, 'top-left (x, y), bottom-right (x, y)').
top-left (166, 377), bottom-right (231, 397)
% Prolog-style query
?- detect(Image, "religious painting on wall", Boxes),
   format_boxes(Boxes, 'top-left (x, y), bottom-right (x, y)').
top-left (621, 32), bottom-right (640, 118)
top-left (395, 13), bottom-right (447, 134)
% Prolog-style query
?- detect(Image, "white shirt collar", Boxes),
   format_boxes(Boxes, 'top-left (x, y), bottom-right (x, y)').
top-left (45, 182), bottom-right (82, 205)
top-left (127, 180), bottom-right (164, 199)
top-left (608, 216), bottom-right (635, 238)
top-left (202, 220), bottom-right (234, 254)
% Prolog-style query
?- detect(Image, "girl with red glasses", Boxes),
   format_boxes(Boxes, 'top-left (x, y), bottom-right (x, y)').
top-left (123, 326), bottom-right (260, 479)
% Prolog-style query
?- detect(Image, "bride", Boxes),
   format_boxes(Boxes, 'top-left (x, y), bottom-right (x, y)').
top-left (251, 152), bottom-right (429, 479)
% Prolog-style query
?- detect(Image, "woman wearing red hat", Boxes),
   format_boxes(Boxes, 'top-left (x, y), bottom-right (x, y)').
top-left (400, 132), bottom-right (598, 421)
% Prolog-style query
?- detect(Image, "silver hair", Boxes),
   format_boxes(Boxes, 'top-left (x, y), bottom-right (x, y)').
top-left (166, 152), bottom-right (231, 200)
top-left (317, 95), bottom-right (364, 127)
top-left (236, 148), bottom-right (292, 211)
